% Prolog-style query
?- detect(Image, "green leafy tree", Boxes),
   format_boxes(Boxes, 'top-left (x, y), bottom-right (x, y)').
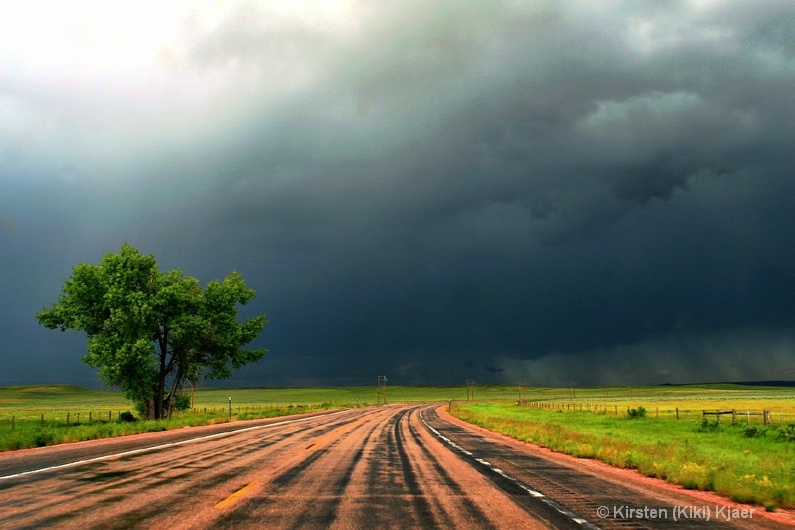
top-left (36, 244), bottom-right (267, 419)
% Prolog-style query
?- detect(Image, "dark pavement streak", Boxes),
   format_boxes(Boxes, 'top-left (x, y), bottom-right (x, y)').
top-left (422, 407), bottom-right (789, 530)
top-left (0, 405), bottom-right (787, 529)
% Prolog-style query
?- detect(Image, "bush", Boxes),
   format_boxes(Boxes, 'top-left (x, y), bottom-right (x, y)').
top-left (32, 427), bottom-right (56, 447)
top-left (172, 393), bottom-right (191, 412)
top-left (626, 406), bottom-right (647, 419)
top-left (699, 418), bottom-right (720, 432)
top-left (778, 424), bottom-right (795, 442)
top-left (119, 411), bottom-right (137, 422)
top-left (744, 426), bottom-right (766, 438)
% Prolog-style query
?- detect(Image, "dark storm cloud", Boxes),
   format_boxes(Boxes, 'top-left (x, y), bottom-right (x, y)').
top-left (2, 1), bottom-right (795, 387)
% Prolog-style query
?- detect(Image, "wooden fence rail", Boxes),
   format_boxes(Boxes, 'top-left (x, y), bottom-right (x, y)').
top-left (515, 402), bottom-right (786, 425)
top-left (703, 409), bottom-right (771, 426)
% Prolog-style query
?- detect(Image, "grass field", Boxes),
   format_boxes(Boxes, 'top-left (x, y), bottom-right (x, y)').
top-left (450, 386), bottom-right (795, 511)
top-left (0, 383), bottom-right (519, 416)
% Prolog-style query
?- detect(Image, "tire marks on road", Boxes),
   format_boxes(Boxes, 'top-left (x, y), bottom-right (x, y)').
top-left (402, 409), bottom-right (497, 529)
top-left (212, 407), bottom-right (386, 529)
top-left (0, 406), bottom-right (552, 529)
top-left (0, 410), bottom-right (358, 529)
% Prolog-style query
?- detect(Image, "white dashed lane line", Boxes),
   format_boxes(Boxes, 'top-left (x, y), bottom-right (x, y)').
top-left (419, 407), bottom-right (600, 530)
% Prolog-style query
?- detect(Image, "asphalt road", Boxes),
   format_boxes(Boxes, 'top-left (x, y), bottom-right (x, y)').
top-left (0, 405), bottom-right (789, 529)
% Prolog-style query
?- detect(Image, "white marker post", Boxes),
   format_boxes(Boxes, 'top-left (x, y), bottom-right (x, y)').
top-left (228, 397), bottom-right (232, 422)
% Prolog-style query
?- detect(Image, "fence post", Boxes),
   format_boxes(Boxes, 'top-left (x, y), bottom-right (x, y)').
top-left (89, 412), bottom-right (92, 423)
top-left (675, 408), bottom-right (679, 420)
top-left (41, 413), bottom-right (44, 425)
top-left (66, 412), bottom-right (70, 426)
top-left (764, 410), bottom-right (770, 426)
top-left (731, 409), bottom-right (736, 424)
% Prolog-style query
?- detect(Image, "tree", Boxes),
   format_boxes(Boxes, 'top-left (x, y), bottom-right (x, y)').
top-left (36, 244), bottom-right (267, 419)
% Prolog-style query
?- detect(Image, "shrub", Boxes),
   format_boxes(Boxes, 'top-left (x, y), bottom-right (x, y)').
top-left (778, 424), bottom-right (795, 442)
top-left (744, 426), bottom-right (765, 438)
top-left (172, 393), bottom-right (191, 412)
top-left (626, 406), bottom-right (647, 419)
top-left (698, 418), bottom-right (720, 432)
top-left (32, 428), bottom-right (56, 447)
top-left (119, 411), bottom-right (137, 422)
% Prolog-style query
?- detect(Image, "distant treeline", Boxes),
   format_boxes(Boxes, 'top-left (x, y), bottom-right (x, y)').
top-left (659, 380), bottom-right (795, 388)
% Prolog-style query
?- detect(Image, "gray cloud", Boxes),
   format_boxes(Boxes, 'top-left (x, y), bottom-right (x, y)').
top-left (2, 1), bottom-right (794, 387)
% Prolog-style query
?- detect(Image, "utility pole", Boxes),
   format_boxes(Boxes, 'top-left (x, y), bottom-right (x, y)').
top-left (466, 380), bottom-right (475, 401)
top-left (570, 382), bottom-right (576, 399)
top-left (377, 375), bottom-right (388, 405)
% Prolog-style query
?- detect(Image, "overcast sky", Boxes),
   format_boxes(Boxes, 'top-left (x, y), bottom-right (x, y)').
top-left (2, 1), bottom-right (794, 388)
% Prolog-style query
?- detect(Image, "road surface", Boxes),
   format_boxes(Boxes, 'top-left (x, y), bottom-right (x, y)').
top-left (0, 405), bottom-right (789, 529)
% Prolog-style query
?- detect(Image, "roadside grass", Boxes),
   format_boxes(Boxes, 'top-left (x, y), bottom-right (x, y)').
top-left (0, 404), bottom-right (337, 452)
top-left (451, 400), bottom-right (795, 510)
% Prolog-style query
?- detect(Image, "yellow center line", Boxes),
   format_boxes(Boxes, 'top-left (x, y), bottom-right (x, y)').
top-left (214, 481), bottom-right (262, 509)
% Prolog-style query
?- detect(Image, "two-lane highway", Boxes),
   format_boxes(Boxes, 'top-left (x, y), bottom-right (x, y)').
top-left (0, 405), bottom-right (789, 529)
top-left (0, 406), bottom-right (548, 529)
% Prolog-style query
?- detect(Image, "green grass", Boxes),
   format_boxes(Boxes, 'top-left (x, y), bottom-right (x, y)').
top-left (451, 399), bottom-right (795, 510)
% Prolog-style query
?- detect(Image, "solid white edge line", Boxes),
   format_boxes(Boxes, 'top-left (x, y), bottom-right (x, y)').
top-left (0, 409), bottom-right (349, 481)
top-left (419, 406), bottom-right (601, 530)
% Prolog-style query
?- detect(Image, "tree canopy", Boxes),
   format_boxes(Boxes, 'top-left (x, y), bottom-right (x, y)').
top-left (36, 244), bottom-right (267, 419)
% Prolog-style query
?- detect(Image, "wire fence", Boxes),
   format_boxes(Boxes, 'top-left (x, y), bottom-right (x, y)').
top-left (0, 404), bottom-right (333, 431)
top-left (515, 400), bottom-right (790, 425)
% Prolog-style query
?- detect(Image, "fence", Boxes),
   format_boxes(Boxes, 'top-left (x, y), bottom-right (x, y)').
top-left (702, 409), bottom-right (773, 426)
top-left (519, 401), bottom-right (673, 418)
top-left (516, 401), bottom-right (787, 424)
top-left (4, 411), bottom-right (125, 430)
top-left (1, 404), bottom-right (328, 431)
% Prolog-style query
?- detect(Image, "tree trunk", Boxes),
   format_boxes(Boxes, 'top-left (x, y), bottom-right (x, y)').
top-left (155, 374), bottom-right (165, 420)
top-left (165, 363), bottom-right (184, 419)
top-left (142, 399), bottom-right (154, 420)
top-left (155, 330), bottom-right (169, 420)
